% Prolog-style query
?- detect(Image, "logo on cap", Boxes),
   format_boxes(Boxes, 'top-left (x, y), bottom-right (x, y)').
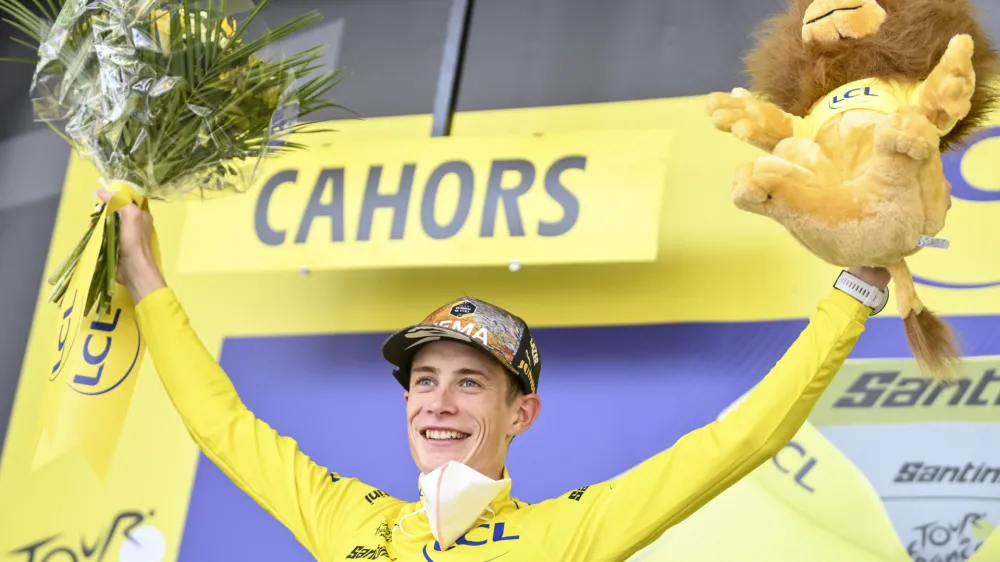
top-left (403, 326), bottom-right (473, 350)
top-left (450, 302), bottom-right (477, 317)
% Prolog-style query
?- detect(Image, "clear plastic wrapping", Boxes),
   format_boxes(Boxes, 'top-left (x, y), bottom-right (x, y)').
top-left (21, 0), bottom-right (339, 202)
top-left (1, 0), bottom-right (342, 312)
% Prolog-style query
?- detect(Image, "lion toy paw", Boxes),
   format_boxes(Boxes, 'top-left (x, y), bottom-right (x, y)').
top-left (730, 162), bottom-right (771, 209)
top-left (925, 34), bottom-right (977, 123)
top-left (875, 107), bottom-right (940, 161)
top-left (706, 88), bottom-right (793, 152)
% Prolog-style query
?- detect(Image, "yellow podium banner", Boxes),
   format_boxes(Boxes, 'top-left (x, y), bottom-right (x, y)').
top-left (635, 392), bottom-right (914, 562)
top-left (637, 426), bottom-right (913, 562)
top-left (0, 159), bottom-right (189, 561)
top-left (177, 129), bottom-right (672, 274)
top-left (34, 184), bottom-right (162, 480)
top-left (635, 354), bottom-right (1000, 561)
top-left (748, 421), bottom-right (912, 561)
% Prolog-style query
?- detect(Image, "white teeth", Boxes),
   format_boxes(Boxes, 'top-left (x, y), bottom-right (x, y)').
top-left (424, 429), bottom-right (470, 440)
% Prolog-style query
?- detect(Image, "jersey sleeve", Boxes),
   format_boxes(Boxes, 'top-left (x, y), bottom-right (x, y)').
top-left (522, 288), bottom-right (871, 561)
top-left (134, 287), bottom-right (380, 558)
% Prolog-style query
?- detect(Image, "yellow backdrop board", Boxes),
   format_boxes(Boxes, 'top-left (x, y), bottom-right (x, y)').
top-left (0, 94), bottom-right (998, 561)
top-left (179, 130), bottom-right (672, 274)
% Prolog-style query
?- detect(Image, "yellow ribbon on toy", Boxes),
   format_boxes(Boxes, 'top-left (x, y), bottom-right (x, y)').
top-left (33, 180), bottom-right (162, 480)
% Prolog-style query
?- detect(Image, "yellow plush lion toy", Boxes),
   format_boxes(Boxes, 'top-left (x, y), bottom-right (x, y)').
top-left (707, 0), bottom-right (1000, 380)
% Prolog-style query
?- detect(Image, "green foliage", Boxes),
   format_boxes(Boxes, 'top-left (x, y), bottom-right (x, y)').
top-left (0, 0), bottom-right (346, 315)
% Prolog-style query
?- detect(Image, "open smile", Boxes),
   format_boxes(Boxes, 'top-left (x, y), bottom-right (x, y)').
top-left (421, 429), bottom-right (471, 443)
top-left (806, 5), bottom-right (862, 24)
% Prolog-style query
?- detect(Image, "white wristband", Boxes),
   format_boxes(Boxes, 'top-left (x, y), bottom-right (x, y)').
top-left (834, 270), bottom-right (889, 315)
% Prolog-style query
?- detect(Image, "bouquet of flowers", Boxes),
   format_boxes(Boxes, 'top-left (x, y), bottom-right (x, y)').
top-left (0, 0), bottom-right (343, 316)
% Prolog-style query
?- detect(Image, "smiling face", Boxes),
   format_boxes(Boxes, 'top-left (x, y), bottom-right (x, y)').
top-left (801, 0), bottom-right (886, 44)
top-left (404, 340), bottom-right (541, 480)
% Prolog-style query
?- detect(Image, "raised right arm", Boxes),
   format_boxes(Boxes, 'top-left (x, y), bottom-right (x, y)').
top-left (103, 187), bottom-right (384, 559)
top-left (134, 286), bottom-right (376, 558)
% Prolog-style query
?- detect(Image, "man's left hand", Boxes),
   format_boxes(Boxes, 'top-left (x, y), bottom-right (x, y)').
top-left (848, 266), bottom-right (891, 289)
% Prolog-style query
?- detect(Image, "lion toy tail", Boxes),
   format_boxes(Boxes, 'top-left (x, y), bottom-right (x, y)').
top-left (884, 260), bottom-right (961, 381)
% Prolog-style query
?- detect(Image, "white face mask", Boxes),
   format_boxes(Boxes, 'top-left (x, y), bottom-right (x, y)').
top-left (397, 461), bottom-right (510, 550)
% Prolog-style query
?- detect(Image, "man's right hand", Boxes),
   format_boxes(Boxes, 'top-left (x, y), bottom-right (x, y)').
top-left (96, 188), bottom-right (166, 304)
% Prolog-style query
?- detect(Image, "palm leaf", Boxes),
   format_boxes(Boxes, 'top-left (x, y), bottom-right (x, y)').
top-left (2, 0), bottom-right (347, 310)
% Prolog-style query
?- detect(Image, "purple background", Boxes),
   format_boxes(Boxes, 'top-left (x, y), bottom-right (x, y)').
top-left (177, 313), bottom-right (1000, 560)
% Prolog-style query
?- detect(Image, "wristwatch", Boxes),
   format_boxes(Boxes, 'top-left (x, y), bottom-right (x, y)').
top-left (834, 270), bottom-right (889, 315)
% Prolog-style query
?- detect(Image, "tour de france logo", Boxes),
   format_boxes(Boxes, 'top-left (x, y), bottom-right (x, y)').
top-left (50, 287), bottom-right (142, 396)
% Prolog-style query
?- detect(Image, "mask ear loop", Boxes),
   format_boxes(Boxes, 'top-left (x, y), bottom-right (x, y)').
top-left (397, 463), bottom-right (449, 540)
top-left (396, 508), bottom-right (425, 538)
top-left (433, 463), bottom-right (448, 544)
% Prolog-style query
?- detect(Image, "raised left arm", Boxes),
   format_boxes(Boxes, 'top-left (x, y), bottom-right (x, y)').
top-left (525, 279), bottom-right (876, 561)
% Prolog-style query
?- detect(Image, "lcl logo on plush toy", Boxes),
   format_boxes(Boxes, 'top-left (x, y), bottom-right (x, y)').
top-left (828, 85), bottom-right (878, 109)
top-left (705, 0), bottom-right (1000, 380)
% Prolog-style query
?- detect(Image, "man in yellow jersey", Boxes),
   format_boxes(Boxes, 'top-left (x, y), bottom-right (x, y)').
top-left (101, 188), bottom-right (891, 561)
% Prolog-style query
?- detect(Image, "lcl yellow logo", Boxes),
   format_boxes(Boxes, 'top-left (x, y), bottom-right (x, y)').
top-left (50, 289), bottom-right (142, 396)
top-left (913, 126), bottom-right (1000, 290)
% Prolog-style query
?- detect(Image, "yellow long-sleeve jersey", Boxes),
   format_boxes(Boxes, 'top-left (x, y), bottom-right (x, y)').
top-left (134, 286), bottom-right (870, 561)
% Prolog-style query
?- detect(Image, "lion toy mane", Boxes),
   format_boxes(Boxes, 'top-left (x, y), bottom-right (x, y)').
top-left (706, 0), bottom-right (1000, 380)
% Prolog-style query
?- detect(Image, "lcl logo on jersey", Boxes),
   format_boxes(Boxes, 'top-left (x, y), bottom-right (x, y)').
top-left (421, 522), bottom-right (519, 561)
top-left (915, 126), bottom-right (1000, 290)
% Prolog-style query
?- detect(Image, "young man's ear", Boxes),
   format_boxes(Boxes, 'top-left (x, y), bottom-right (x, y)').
top-left (404, 391), bottom-right (409, 403)
top-left (511, 394), bottom-right (541, 436)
